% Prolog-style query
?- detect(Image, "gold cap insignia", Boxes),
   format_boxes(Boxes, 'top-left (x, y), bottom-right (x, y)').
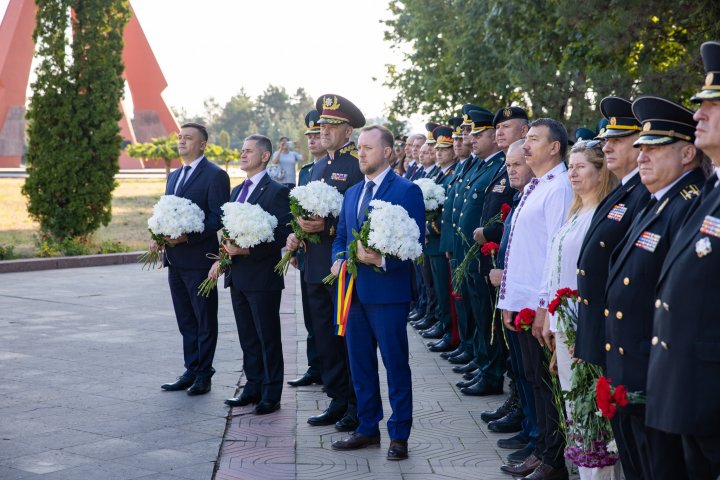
top-left (324, 96), bottom-right (341, 110)
top-left (503, 108), bottom-right (512, 118)
top-left (609, 117), bottom-right (617, 126)
top-left (599, 127), bottom-right (606, 136)
top-left (706, 72), bottom-right (715, 87)
top-left (643, 122), bottom-right (652, 132)
top-left (309, 120), bottom-right (315, 127)
top-left (463, 114), bottom-right (470, 122)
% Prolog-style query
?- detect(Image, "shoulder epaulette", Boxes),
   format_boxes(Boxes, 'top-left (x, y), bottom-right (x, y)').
top-left (680, 184), bottom-right (700, 201)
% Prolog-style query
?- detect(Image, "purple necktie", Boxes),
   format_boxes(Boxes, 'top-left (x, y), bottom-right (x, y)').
top-left (237, 179), bottom-right (253, 203)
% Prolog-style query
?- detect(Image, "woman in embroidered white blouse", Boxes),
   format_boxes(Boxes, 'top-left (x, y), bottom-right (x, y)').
top-left (541, 140), bottom-right (619, 479)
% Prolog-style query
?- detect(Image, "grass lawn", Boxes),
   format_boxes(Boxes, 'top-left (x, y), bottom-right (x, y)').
top-left (0, 178), bottom-right (166, 258)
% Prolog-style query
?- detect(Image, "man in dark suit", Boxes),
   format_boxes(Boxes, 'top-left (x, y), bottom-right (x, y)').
top-left (329, 125), bottom-right (425, 461)
top-left (646, 41), bottom-right (720, 480)
top-left (159, 123), bottom-right (230, 396)
top-left (287, 110), bottom-right (325, 388)
top-left (218, 135), bottom-right (291, 414)
top-left (575, 97), bottom-right (650, 372)
top-left (286, 94), bottom-right (365, 432)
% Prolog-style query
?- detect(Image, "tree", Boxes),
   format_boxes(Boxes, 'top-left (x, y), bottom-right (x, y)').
top-left (383, 0), bottom-right (720, 129)
top-left (126, 135), bottom-right (179, 178)
top-left (23, 0), bottom-right (130, 242)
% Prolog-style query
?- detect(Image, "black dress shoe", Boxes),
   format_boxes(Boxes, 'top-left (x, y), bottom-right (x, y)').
top-left (161, 373), bottom-right (196, 391)
top-left (480, 394), bottom-right (517, 422)
top-left (498, 432), bottom-right (530, 450)
top-left (408, 310), bottom-right (423, 322)
top-left (412, 317), bottom-right (435, 330)
top-left (331, 432), bottom-right (380, 450)
top-left (420, 323), bottom-right (443, 339)
top-left (448, 351), bottom-right (474, 364)
top-left (456, 375), bottom-right (480, 388)
top-left (521, 463), bottom-right (569, 479)
top-left (488, 408), bottom-right (524, 433)
top-left (440, 347), bottom-right (464, 359)
top-left (186, 377), bottom-right (211, 396)
top-left (225, 393), bottom-right (260, 407)
top-left (461, 379), bottom-right (503, 396)
top-left (335, 413), bottom-right (360, 432)
top-left (463, 368), bottom-right (481, 380)
top-left (287, 372), bottom-right (322, 387)
top-left (254, 400), bottom-right (281, 415)
top-left (507, 444), bottom-right (535, 463)
top-left (386, 439), bottom-right (408, 460)
top-left (452, 361), bottom-right (478, 374)
top-left (428, 339), bottom-right (454, 352)
top-left (307, 407), bottom-right (345, 426)
top-left (500, 454), bottom-right (541, 476)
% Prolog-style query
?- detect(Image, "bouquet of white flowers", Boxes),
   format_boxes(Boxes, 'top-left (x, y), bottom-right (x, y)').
top-left (197, 202), bottom-right (278, 296)
top-left (324, 199), bottom-right (422, 283)
top-left (139, 195), bottom-right (205, 270)
top-left (274, 180), bottom-right (344, 275)
top-left (413, 178), bottom-right (446, 223)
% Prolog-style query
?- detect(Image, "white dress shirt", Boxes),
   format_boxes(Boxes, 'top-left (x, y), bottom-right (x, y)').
top-left (621, 167), bottom-right (639, 186)
top-left (542, 208), bottom-right (595, 332)
top-left (357, 166), bottom-right (392, 269)
top-left (239, 169), bottom-right (268, 201)
top-left (498, 162), bottom-right (574, 312)
top-left (174, 155), bottom-right (204, 194)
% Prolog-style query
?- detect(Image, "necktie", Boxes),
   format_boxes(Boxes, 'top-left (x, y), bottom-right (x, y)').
top-left (357, 180), bottom-right (375, 225)
top-left (237, 179), bottom-right (253, 203)
top-left (175, 165), bottom-right (192, 194)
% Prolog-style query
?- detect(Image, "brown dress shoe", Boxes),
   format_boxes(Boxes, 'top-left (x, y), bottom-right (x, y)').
top-left (331, 432), bottom-right (381, 450)
top-left (386, 439), bottom-right (408, 460)
top-left (521, 463), bottom-right (569, 480)
top-left (499, 453), bottom-right (541, 476)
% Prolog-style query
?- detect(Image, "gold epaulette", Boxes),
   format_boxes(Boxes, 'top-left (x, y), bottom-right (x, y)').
top-left (339, 144), bottom-right (358, 158)
top-left (680, 184), bottom-right (700, 201)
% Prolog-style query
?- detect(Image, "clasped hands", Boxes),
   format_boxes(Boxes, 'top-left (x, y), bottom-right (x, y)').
top-left (148, 234), bottom-right (188, 251)
top-left (330, 244), bottom-right (382, 276)
top-left (286, 216), bottom-right (325, 252)
top-left (501, 307), bottom-right (555, 350)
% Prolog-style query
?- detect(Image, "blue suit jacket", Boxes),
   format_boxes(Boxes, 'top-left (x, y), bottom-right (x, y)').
top-left (332, 170), bottom-right (426, 304)
top-left (164, 157), bottom-right (230, 270)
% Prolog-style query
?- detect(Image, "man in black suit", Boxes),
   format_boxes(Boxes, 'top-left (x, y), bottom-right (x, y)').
top-left (605, 96), bottom-right (705, 480)
top-left (159, 123), bottom-right (230, 396)
top-left (286, 94), bottom-right (365, 432)
top-left (218, 134), bottom-right (292, 415)
top-left (646, 41), bottom-right (720, 480)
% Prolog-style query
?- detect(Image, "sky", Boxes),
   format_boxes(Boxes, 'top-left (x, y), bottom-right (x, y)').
top-left (0, 0), bottom-right (415, 125)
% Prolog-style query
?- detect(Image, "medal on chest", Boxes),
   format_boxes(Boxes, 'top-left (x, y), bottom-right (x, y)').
top-left (607, 203), bottom-right (627, 222)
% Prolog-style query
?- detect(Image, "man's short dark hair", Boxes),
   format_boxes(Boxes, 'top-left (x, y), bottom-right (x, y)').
top-left (530, 118), bottom-right (568, 159)
top-left (181, 122), bottom-right (208, 142)
top-left (245, 134), bottom-right (273, 159)
top-left (279, 136), bottom-right (289, 142)
top-left (361, 125), bottom-right (394, 149)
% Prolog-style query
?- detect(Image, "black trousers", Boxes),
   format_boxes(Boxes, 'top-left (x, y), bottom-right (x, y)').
top-left (305, 282), bottom-right (355, 407)
top-left (229, 288), bottom-right (284, 403)
top-left (299, 272), bottom-right (322, 377)
top-left (168, 267), bottom-right (218, 378)
top-left (681, 433), bottom-right (720, 480)
top-left (420, 255), bottom-right (437, 321)
top-left (517, 330), bottom-right (565, 468)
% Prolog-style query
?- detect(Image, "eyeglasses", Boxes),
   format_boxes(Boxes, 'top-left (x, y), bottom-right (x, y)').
top-left (394, 143), bottom-right (405, 148)
top-left (572, 139), bottom-right (602, 150)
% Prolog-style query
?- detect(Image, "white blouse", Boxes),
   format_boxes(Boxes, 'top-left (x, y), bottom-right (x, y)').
top-left (542, 209), bottom-right (596, 332)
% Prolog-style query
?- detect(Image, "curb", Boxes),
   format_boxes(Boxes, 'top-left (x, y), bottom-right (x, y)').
top-left (0, 251), bottom-right (144, 274)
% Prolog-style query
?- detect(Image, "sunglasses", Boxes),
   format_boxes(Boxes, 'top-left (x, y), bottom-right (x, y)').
top-left (573, 139), bottom-right (602, 149)
top-left (394, 143), bottom-right (405, 147)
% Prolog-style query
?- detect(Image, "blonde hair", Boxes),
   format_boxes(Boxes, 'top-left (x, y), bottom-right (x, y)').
top-left (568, 140), bottom-right (618, 216)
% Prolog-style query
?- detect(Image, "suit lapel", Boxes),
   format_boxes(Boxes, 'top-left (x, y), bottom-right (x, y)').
top-left (177, 157), bottom-right (207, 196)
top-left (168, 168), bottom-right (182, 195)
top-left (349, 180), bottom-right (364, 231)
top-left (247, 173), bottom-right (271, 205)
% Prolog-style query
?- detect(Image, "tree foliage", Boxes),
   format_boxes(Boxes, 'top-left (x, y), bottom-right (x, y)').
top-left (126, 135), bottom-right (240, 175)
top-left (383, 0), bottom-right (720, 129)
top-left (23, 0), bottom-right (130, 241)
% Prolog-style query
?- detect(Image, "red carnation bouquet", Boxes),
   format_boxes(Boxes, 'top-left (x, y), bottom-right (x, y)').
top-left (480, 242), bottom-right (503, 344)
top-left (595, 376), bottom-right (645, 420)
top-left (514, 308), bottom-right (535, 331)
top-left (549, 287), bottom-right (579, 344)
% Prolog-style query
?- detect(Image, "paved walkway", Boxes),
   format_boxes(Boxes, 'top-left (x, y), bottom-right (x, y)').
top-left (0, 263), bottom-right (531, 479)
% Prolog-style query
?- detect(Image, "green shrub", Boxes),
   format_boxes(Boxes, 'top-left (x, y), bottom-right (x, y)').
top-left (0, 244), bottom-right (16, 260)
top-left (98, 240), bottom-right (129, 254)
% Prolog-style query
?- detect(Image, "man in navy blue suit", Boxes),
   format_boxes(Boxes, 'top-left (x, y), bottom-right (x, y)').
top-left (329, 125), bottom-right (425, 461)
top-left (214, 134), bottom-right (292, 415)
top-left (159, 123), bottom-right (230, 396)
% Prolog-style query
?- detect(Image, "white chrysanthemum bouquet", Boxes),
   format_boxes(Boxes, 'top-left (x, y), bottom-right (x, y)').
top-left (197, 201), bottom-right (278, 296)
top-left (324, 199), bottom-right (422, 283)
top-left (139, 195), bottom-right (205, 270)
top-left (413, 178), bottom-right (446, 223)
top-left (274, 180), bottom-right (344, 275)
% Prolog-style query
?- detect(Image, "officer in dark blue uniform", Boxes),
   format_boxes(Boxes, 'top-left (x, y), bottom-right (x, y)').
top-left (646, 41), bottom-right (720, 480)
top-left (605, 96), bottom-right (705, 480)
top-left (286, 94), bottom-right (365, 432)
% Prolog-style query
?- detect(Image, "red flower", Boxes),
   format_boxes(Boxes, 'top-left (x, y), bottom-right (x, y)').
top-left (500, 203), bottom-right (511, 222)
top-left (514, 308), bottom-right (535, 331)
top-left (596, 376), bottom-right (616, 419)
top-left (548, 297), bottom-right (561, 315)
top-left (481, 242), bottom-right (499, 257)
top-left (613, 385), bottom-right (629, 407)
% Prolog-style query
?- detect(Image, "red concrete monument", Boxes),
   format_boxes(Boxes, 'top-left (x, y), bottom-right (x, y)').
top-left (0, 1), bottom-right (179, 169)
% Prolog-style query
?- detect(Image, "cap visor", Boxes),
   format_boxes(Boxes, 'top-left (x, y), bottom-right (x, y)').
top-left (597, 128), bottom-right (639, 139)
top-left (691, 89), bottom-right (720, 103)
top-left (633, 135), bottom-right (677, 147)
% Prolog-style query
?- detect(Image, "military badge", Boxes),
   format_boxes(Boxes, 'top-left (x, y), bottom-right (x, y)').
top-left (324, 96), bottom-right (341, 110)
top-left (609, 117), bottom-right (617, 126)
top-left (696, 237), bottom-right (712, 257)
top-left (706, 72), bottom-right (715, 88)
top-left (635, 231), bottom-right (661, 252)
top-left (700, 215), bottom-right (720, 238)
top-left (492, 183), bottom-right (506, 193)
top-left (643, 122), bottom-right (652, 132)
top-left (331, 172), bottom-right (348, 182)
top-left (472, 193), bottom-right (478, 199)
top-left (503, 108), bottom-right (512, 118)
top-left (329, 225), bottom-right (336, 236)
top-left (607, 204), bottom-right (627, 222)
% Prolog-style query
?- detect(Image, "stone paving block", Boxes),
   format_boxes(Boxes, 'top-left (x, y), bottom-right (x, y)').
top-left (32, 460), bottom-right (154, 480)
top-left (63, 438), bottom-right (149, 461)
top-left (0, 450), bottom-right (94, 475)
top-left (111, 448), bottom-right (205, 473)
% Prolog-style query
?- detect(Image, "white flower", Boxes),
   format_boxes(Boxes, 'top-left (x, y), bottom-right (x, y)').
top-left (221, 202), bottom-right (278, 248)
top-left (289, 181), bottom-right (344, 218)
top-left (413, 178), bottom-right (446, 211)
top-left (147, 195), bottom-right (205, 239)
top-left (606, 439), bottom-right (618, 454)
top-left (366, 199), bottom-right (422, 261)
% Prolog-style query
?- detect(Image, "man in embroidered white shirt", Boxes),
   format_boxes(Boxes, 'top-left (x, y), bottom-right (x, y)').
top-left (498, 118), bottom-right (573, 480)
